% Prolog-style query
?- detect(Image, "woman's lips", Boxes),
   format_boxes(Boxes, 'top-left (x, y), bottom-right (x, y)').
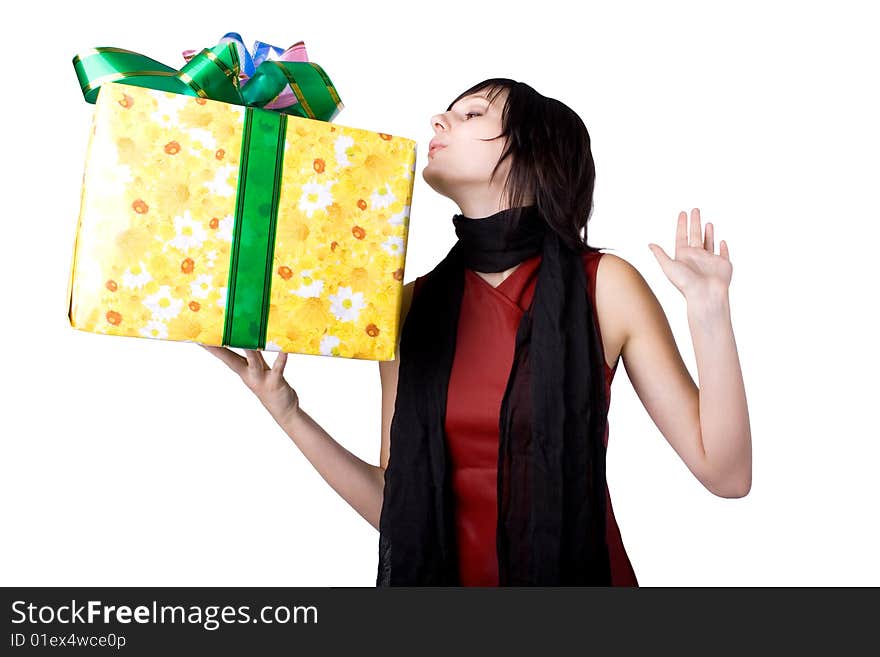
top-left (428, 144), bottom-right (447, 158)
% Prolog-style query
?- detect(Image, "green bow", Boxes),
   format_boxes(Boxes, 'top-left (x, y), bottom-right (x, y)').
top-left (72, 42), bottom-right (342, 121)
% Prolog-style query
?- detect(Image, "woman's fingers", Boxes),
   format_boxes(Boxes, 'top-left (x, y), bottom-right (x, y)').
top-left (704, 222), bottom-right (715, 253)
top-left (689, 208), bottom-right (702, 247)
top-left (270, 351), bottom-right (288, 378)
top-left (202, 344), bottom-right (286, 381)
top-left (244, 349), bottom-right (268, 371)
top-left (200, 344), bottom-right (247, 376)
top-left (675, 211), bottom-right (688, 253)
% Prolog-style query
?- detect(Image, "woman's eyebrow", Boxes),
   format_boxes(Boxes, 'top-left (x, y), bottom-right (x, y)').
top-left (450, 94), bottom-right (492, 111)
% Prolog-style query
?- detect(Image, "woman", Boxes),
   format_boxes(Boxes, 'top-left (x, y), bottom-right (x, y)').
top-left (202, 79), bottom-right (752, 587)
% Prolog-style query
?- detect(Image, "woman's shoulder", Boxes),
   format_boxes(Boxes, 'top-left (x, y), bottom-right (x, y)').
top-left (581, 248), bottom-right (620, 281)
top-left (588, 248), bottom-right (651, 346)
top-left (586, 249), bottom-right (645, 302)
top-left (587, 249), bottom-right (642, 282)
top-left (584, 248), bottom-right (639, 276)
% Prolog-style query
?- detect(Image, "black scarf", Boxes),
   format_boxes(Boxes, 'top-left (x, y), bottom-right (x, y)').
top-left (377, 204), bottom-right (611, 585)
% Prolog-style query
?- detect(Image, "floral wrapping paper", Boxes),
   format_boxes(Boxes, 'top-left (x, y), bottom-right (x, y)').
top-left (68, 81), bottom-right (417, 360)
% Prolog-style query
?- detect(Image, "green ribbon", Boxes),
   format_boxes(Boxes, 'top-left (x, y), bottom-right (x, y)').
top-left (74, 42), bottom-right (345, 349)
top-left (223, 107), bottom-right (287, 350)
top-left (73, 42), bottom-right (343, 121)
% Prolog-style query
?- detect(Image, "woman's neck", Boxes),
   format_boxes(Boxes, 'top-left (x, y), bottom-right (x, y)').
top-left (471, 262), bottom-right (522, 289)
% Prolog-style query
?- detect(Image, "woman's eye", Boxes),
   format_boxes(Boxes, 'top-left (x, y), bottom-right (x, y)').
top-left (465, 112), bottom-right (481, 119)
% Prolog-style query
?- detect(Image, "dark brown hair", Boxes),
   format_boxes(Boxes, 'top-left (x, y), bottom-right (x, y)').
top-left (446, 78), bottom-right (610, 254)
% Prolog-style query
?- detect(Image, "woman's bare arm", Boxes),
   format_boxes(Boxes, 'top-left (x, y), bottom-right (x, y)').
top-left (272, 403), bottom-right (387, 530)
top-left (203, 280), bottom-right (415, 531)
top-left (621, 209), bottom-right (751, 498)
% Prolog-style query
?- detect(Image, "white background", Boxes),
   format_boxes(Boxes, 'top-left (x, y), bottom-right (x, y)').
top-left (2, 0), bottom-right (878, 586)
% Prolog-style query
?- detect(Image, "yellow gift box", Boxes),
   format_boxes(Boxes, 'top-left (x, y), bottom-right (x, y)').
top-left (67, 80), bottom-right (417, 360)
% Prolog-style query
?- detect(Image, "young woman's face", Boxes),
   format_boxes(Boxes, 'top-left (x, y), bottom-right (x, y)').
top-left (422, 87), bottom-right (512, 206)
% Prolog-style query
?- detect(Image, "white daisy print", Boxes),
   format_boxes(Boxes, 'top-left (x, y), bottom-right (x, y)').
top-left (370, 183), bottom-right (396, 210)
top-left (298, 180), bottom-right (335, 218)
top-left (329, 286), bottom-right (366, 322)
top-left (216, 287), bottom-right (228, 309)
top-left (186, 126), bottom-right (217, 150)
top-left (167, 209), bottom-right (208, 252)
top-left (388, 205), bottom-right (410, 226)
top-left (143, 285), bottom-right (183, 321)
top-left (206, 249), bottom-right (219, 267)
top-left (264, 340), bottom-right (283, 352)
top-left (290, 269), bottom-right (325, 298)
top-left (149, 91), bottom-right (190, 128)
top-left (190, 274), bottom-right (213, 299)
top-left (203, 164), bottom-right (238, 197)
top-left (139, 320), bottom-right (169, 340)
top-left (381, 236), bottom-right (404, 256)
top-left (121, 261), bottom-right (153, 290)
top-left (216, 215), bottom-right (235, 242)
top-left (320, 334), bottom-right (341, 356)
top-left (333, 134), bottom-right (355, 167)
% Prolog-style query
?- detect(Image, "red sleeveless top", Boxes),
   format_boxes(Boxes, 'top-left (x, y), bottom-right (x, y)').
top-left (412, 250), bottom-right (638, 586)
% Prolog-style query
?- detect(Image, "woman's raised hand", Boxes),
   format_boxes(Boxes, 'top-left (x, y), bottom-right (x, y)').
top-left (200, 345), bottom-right (299, 421)
top-left (647, 208), bottom-right (733, 302)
